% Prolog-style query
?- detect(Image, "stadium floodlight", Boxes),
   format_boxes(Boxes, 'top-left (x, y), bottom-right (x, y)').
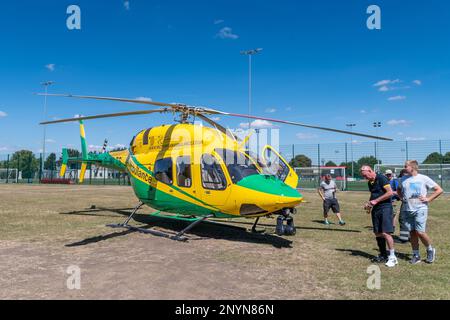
top-left (240, 48), bottom-right (263, 130)
top-left (373, 121), bottom-right (382, 167)
top-left (41, 81), bottom-right (55, 177)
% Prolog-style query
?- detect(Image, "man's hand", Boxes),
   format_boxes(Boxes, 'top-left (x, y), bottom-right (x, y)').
top-left (364, 202), bottom-right (373, 212)
top-left (370, 199), bottom-right (378, 206)
top-left (419, 195), bottom-right (429, 203)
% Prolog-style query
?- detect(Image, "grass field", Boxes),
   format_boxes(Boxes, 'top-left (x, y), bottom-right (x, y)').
top-left (0, 184), bottom-right (449, 300)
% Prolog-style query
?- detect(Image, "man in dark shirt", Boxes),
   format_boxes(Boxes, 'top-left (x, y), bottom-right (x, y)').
top-left (360, 165), bottom-right (398, 267)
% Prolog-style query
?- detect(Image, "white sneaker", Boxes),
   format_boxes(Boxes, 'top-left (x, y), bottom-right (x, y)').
top-left (385, 256), bottom-right (398, 268)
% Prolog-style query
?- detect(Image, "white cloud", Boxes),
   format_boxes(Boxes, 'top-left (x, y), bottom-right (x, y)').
top-left (211, 117), bottom-right (221, 121)
top-left (45, 139), bottom-right (56, 143)
top-left (239, 120), bottom-right (274, 129)
top-left (406, 137), bottom-right (426, 141)
top-left (123, 1), bottom-right (130, 10)
top-left (296, 132), bottom-right (319, 140)
top-left (373, 79), bottom-right (401, 87)
top-left (214, 19), bottom-right (224, 25)
top-left (265, 108), bottom-right (277, 113)
top-left (0, 111), bottom-right (7, 117)
top-left (45, 64), bottom-right (55, 72)
top-left (413, 80), bottom-right (422, 86)
top-left (216, 27), bottom-right (239, 40)
top-left (0, 146), bottom-right (8, 151)
top-left (378, 86), bottom-right (390, 92)
top-left (388, 95), bottom-right (406, 101)
top-left (135, 97), bottom-right (152, 102)
top-left (387, 119), bottom-right (412, 126)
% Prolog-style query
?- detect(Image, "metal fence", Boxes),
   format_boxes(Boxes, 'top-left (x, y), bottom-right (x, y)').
top-left (278, 139), bottom-right (450, 191)
top-left (1, 139), bottom-right (449, 191)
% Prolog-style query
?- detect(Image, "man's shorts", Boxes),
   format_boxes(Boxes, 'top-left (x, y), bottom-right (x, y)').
top-left (323, 198), bottom-right (340, 215)
top-left (371, 204), bottom-right (394, 234)
top-left (402, 208), bottom-right (428, 233)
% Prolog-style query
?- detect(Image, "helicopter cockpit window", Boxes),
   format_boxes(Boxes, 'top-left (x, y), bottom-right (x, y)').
top-left (263, 148), bottom-right (289, 182)
top-left (215, 149), bottom-right (259, 184)
top-left (154, 158), bottom-right (173, 185)
top-left (176, 156), bottom-right (192, 188)
top-left (201, 154), bottom-right (227, 190)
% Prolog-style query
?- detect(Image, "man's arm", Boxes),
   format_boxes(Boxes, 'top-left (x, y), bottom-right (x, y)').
top-left (317, 187), bottom-right (325, 201)
top-left (420, 184), bottom-right (443, 204)
top-left (369, 184), bottom-right (394, 206)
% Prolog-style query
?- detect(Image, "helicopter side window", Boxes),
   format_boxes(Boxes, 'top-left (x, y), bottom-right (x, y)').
top-left (201, 154), bottom-right (227, 190)
top-left (176, 156), bottom-right (192, 188)
top-left (154, 158), bottom-right (173, 185)
top-left (215, 149), bottom-right (259, 184)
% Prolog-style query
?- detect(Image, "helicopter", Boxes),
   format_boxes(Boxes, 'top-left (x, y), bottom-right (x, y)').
top-left (39, 93), bottom-right (392, 241)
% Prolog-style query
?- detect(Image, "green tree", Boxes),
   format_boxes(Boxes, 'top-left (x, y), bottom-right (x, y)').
top-left (325, 161), bottom-right (337, 167)
top-left (444, 152), bottom-right (450, 164)
top-left (423, 152), bottom-right (443, 164)
top-left (357, 156), bottom-right (379, 169)
top-left (340, 161), bottom-right (361, 178)
top-left (289, 154), bottom-right (312, 167)
top-left (10, 150), bottom-right (39, 179)
top-left (44, 153), bottom-right (56, 170)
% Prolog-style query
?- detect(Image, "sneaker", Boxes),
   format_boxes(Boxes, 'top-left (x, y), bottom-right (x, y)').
top-left (410, 255), bottom-right (422, 265)
top-left (371, 255), bottom-right (388, 263)
top-left (339, 220), bottom-right (346, 226)
top-left (324, 220), bottom-right (330, 225)
top-left (426, 248), bottom-right (436, 264)
top-left (385, 256), bottom-right (398, 268)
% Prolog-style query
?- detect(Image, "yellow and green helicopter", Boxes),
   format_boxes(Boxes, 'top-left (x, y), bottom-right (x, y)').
top-left (39, 93), bottom-right (392, 241)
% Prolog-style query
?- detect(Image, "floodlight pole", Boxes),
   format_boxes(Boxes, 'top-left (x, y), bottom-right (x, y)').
top-left (241, 48), bottom-right (263, 131)
top-left (41, 81), bottom-right (54, 177)
top-left (373, 121), bottom-right (382, 169)
top-left (346, 124), bottom-right (356, 178)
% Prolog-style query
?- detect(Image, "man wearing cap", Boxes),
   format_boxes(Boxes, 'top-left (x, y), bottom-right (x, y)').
top-left (318, 174), bottom-right (346, 226)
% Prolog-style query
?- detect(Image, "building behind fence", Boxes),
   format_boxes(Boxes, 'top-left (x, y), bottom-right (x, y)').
top-left (1, 139), bottom-right (449, 191)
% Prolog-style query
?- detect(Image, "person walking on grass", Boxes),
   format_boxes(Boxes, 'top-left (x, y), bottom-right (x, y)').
top-left (397, 160), bottom-right (443, 264)
top-left (318, 174), bottom-right (346, 226)
top-left (360, 165), bottom-right (398, 268)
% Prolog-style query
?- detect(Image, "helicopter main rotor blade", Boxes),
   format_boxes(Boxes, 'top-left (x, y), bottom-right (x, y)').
top-left (36, 93), bottom-right (176, 108)
top-left (219, 113), bottom-right (393, 141)
top-left (195, 113), bottom-right (236, 140)
top-left (40, 108), bottom-right (169, 125)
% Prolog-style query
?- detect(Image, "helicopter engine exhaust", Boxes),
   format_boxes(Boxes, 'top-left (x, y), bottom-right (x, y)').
top-left (275, 208), bottom-right (297, 236)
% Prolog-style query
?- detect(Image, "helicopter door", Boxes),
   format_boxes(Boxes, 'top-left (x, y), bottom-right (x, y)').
top-left (261, 145), bottom-right (298, 189)
top-left (198, 153), bottom-right (231, 206)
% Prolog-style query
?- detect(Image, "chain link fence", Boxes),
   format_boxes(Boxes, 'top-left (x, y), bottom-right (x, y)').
top-left (1, 139), bottom-right (449, 191)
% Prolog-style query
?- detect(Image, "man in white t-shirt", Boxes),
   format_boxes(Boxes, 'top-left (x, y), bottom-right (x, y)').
top-left (397, 160), bottom-right (443, 264)
top-left (318, 174), bottom-right (346, 226)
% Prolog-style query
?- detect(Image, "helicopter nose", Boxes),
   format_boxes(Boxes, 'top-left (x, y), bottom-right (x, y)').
top-left (237, 175), bottom-right (303, 208)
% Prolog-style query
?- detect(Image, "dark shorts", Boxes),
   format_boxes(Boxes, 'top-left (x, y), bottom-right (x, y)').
top-left (371, 204), bottom-right (394, 234)
top-left (323, 198), bottom-right (340, 215)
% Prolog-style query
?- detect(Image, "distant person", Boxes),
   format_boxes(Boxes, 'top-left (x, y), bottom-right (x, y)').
top-left (397, 160), bottom-right (443, 264)
top-left (385, 169), bottom-right (400, 231)
top-left (397, 169), bottom-right (411, 243)
top-left (318, 174), bottom-right (346, 226)
top-left (360, 165), bottom-right (398, 267)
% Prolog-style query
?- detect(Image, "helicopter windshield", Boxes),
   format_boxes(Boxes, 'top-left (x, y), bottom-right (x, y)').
top-left (215, 149), bottom-right (260, 184)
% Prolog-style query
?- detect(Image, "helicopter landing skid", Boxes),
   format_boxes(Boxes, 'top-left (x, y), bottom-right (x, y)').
top-left (251, 217), bottom-right (266, 234)
top-left (106, 203), bottom-right (213, 242)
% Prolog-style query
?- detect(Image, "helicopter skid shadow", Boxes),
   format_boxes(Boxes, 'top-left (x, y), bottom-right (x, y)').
top-left (336, 248), bottom-right (411, 261)
top-left (62, 207), bottom-right (293, 249)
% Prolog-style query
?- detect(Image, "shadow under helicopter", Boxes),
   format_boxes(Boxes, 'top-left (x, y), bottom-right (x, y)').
top-left (62, 207), bottom-right (293, 249)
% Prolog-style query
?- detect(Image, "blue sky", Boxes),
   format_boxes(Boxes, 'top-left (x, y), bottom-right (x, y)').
top-left (0, 0), bottom-right (449, 155)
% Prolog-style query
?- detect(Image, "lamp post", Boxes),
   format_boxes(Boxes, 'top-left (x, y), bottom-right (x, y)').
top-left (240, 48), bottom-right (263, 130)
top-left (41, 81), bottom-right (54, 177)
top-left (346, 124), bottom-right (356, 178)
top-left (373, 121), bottom-right (382, 169)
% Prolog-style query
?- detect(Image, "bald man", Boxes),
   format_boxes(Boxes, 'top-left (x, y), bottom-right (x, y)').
top-left (360, 165), bottom-right (398, 268)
